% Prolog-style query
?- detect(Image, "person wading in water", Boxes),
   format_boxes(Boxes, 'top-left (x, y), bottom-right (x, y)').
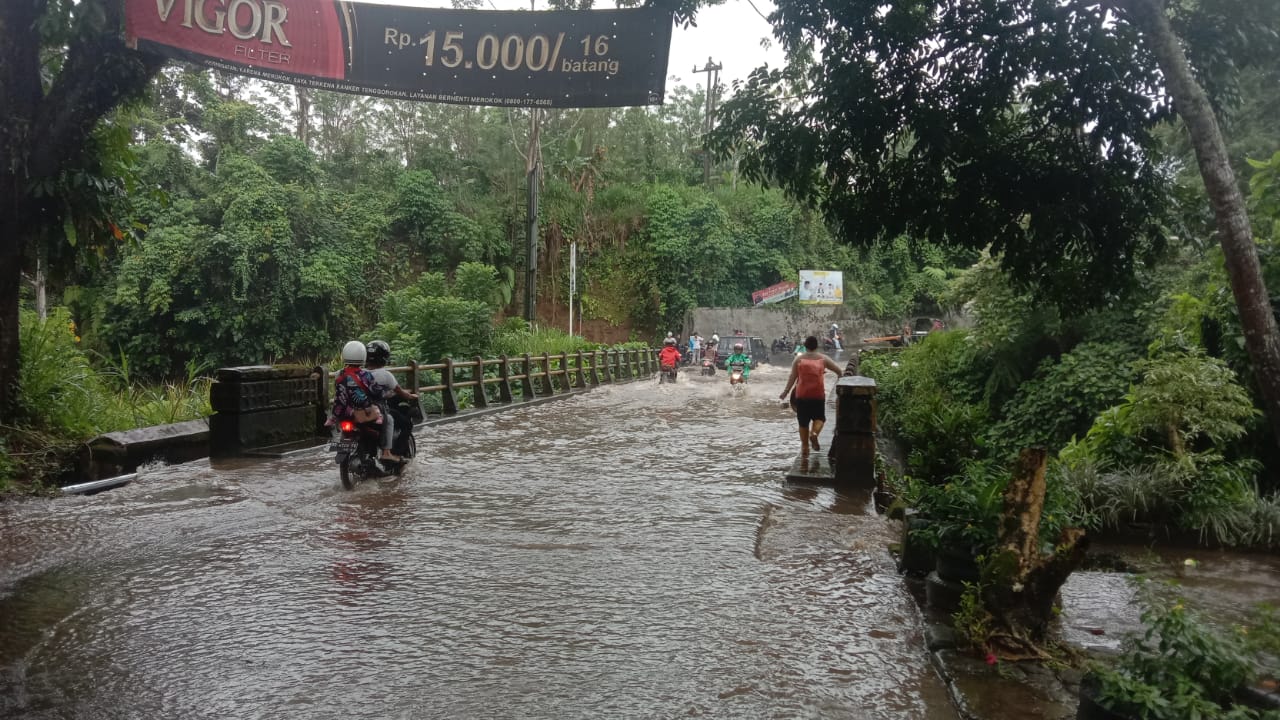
top-left (779, 335), bottom-right (843, 457)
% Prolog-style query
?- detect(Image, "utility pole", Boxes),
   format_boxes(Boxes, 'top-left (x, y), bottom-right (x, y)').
top-left (524, 108), bottom-right (541, 324)
top-left (694, 56), bottom-right (722, 189)
top-left (522, 0), bottom-right (542, 324)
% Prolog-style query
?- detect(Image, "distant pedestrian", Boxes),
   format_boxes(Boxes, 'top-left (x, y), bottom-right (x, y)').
top-left (779, 336), bottom-right (843, 457)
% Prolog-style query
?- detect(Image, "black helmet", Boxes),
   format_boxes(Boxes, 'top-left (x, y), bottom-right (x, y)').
top-left (366, 340), bottom-right (391, 364)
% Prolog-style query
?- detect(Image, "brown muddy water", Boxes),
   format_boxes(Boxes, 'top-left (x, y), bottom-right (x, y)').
top-left (0, 363), bottom-right (956, 719)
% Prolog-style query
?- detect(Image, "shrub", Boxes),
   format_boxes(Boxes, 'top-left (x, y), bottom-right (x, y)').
top-left (989, 341), bottom-right (1138, 457)
top-left (873, 331), bottom-right (990, 481)
top-left (1093, 595), bottom-right (1276, 720)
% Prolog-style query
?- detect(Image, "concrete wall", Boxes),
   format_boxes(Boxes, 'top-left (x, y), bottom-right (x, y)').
top-left (684, 305), bottom-right (968, 346)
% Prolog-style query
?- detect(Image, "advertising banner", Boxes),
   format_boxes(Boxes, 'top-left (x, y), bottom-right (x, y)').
top-left (126, 0), bottom-right (673, 108)
top-left (798, 270), bottom-right (843, 305)
top-left (751, 281), bottom-right (797, 306)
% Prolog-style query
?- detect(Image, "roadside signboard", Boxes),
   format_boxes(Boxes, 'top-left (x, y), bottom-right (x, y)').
top-left (751, 281), bottom-right (797, 306)
top-left (798, 270), bottom-right (843, 305)
top-left (126, 0), bottom-right (673, 108)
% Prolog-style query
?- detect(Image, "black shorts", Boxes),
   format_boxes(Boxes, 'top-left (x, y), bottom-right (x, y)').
top-left (793, 397), bottom-right (826, 426)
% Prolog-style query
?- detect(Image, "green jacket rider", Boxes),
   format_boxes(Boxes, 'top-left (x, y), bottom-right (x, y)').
top-left (726, 345), bottom-right (751, 378)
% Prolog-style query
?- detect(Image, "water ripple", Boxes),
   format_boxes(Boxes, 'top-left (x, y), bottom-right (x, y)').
top-left (1, 366), bottom-right (955, 719)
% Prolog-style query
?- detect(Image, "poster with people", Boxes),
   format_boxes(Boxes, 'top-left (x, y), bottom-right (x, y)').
top-left (797, 270), bottom-right (843, 305)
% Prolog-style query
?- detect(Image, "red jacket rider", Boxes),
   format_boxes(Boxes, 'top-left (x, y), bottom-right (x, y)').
top-left (658, 344), bottom-right (682, 368)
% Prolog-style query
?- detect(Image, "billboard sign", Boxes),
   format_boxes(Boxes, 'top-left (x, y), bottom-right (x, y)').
top-left (751, 281), bottom-right (797, 306)
top-left (126, 0), bottom-right (673, 108)
top-left (798, 270), bottom-right (843, 305)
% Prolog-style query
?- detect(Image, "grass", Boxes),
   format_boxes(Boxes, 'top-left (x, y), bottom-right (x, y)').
top-left (2, 308), bottom-right (213, 491)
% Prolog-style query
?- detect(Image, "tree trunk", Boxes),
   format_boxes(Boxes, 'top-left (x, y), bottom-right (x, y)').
top-left (1127, 0), bottom-right (1280, 451)
top-left (981, 448), bottom-right (1089, 658)
top-left (0, 0), bottom-right (163, 416)
top-left (295, 86), bottom-right (311, 148)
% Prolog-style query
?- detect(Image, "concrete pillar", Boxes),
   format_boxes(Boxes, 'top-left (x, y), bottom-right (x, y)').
top-left (830, 375), bottom-right (877, 488)
top-left (209, 365), bottom-right (323, 456)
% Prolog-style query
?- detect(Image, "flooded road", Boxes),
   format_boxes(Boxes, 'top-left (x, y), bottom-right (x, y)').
top-left (0, 364), bottom-right (955, 719)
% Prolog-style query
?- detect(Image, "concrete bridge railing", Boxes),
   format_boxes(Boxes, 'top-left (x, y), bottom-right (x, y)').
top-left (210, 347), bottom-right (660, 457)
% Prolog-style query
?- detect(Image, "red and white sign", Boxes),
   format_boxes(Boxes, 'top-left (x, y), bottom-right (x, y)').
top-left (751, 281), bottom-right (798, 306)
top-left (125, 0), bottom-right (673, 108)
top-left (127, 0), bottom-right (348, 79)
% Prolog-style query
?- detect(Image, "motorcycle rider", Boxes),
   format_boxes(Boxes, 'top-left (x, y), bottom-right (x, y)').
top-left (365, 340), bottom-right (419, 460)
top-left (725, 342), bottom-right (751, 383)
top-left (829, 323), bottom-right (843, 351)
top-left (658, 336), bottom-right (682, 372)
top-left (330, 340), bottom-right (386, 434)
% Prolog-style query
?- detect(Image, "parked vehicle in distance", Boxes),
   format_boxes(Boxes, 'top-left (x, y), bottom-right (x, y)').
top-left (716, 335), bottom-right (768, 369)
top-left (862, 317), bottom-right (947, 347)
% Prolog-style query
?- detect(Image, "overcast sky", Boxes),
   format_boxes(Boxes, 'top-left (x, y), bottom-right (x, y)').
top-left (663, 0), bottom-right (786, 89)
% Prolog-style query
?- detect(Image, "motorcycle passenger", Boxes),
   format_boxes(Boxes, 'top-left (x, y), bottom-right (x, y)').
top-left (708, 333), bottom-right (720, 360)
top-left (658, 336), bottom-right (682, 370)
top-left (365, 340), bottom-right (419, 461)
top-left (330, 340), bottom-right (386, 431)
top-left (726, 342), bottom-right (751, 382)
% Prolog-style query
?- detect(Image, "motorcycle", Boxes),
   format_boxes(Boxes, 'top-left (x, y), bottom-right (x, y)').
top-left (659, 363), bottom-right (679, 384)
top-left (700, 356), bottom-right (716, 376)
top-left (822, 333), bottom-right (843, 352)
top-left (330, 401), bottom-right (417, 490)
top-left (729, 361), bottom-right (747, 386)
top-left (772, 336), bottom-right (791, 354)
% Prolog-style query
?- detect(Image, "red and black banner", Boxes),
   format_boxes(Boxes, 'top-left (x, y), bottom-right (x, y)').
top-left (126, 0), bottom-right (673, 108)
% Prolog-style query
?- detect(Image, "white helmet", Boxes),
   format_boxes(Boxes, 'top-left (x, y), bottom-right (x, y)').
top-left (663, 337), bottom-right (676, 346)
top-left (341, 340), bottom-right (367, 364)
top-left (832, 323), bottom-right (839, 329)
top-left (711, 334), bottom-right (719, 343)
top-left (734, 342), bottom-right (744, 352)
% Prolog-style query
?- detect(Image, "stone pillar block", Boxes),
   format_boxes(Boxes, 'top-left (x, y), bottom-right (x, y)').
top-left (830, 375), bottom-right (877, 488)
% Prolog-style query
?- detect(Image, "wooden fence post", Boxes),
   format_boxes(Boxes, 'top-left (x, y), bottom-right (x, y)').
top-left (575, 350), bottom-right (588, 388)
top-left (408, 360), bottom-right (420, 394)
top-left (442, 357), bottom-right (459, 415)
top-left (588, 350), bottom-right (601, 386)
top-left (540, 352), bottom-right (555, 395)
top-left (472, 357), bottom-right (489, 408)
top-left (498, 355), bottom-right (514, 403)
top-left (521, 353), bottom-right (536, 399)
top-left (642, 347), bottom-right (652, 375)
top-left (558, 352), bottom-right (571, 393)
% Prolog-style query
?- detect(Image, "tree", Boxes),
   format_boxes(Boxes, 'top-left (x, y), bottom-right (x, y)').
top-left (1118, 0), bottom-right (1280, 452)
top-left (0, 0), bottom-right (163, 414)
top-left (713, 0), bottom-right (1280, 447)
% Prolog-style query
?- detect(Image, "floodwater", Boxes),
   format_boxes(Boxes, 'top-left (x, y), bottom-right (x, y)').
top-left (0, 362), bottom-right (956, 720)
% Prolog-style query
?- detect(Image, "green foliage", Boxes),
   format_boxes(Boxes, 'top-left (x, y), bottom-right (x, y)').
top-left (989, 342), bottom-right (1139, 457)
top-left (1094, 596), bottom-right (1276, 720)
top-left (490, 318), bottom-right (592, 358)
top-left (713, 0), bottom-right (1192, 305)
top-left (912, 461), bottom-right (1008, 552)
top-left (1073, 351), bottom-right (1260, 462)
top-left (17, 307), bottom-right (107, 438)
top-left (954, 582), bottom-right (995, 652)
top-left (871, 331), bottom-right (991, 480)
top-left (1055, 351), bottom-right (1267, 545)
top-left (453, 261), bottom-right (508, 311)
top-left (7, 307), bottom-right (212, 488)
top-left (374, 275), bottom-right (492, 363)
top-left (1249, 149), bottom-right (1280, 240)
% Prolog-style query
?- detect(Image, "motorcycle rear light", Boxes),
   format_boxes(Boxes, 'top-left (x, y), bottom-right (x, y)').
top-left (339, 420), bottom-right (355, 433)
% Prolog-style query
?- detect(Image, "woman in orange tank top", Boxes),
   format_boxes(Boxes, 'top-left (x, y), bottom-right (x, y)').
top-left (779, 335), bottom-right (844, 457)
